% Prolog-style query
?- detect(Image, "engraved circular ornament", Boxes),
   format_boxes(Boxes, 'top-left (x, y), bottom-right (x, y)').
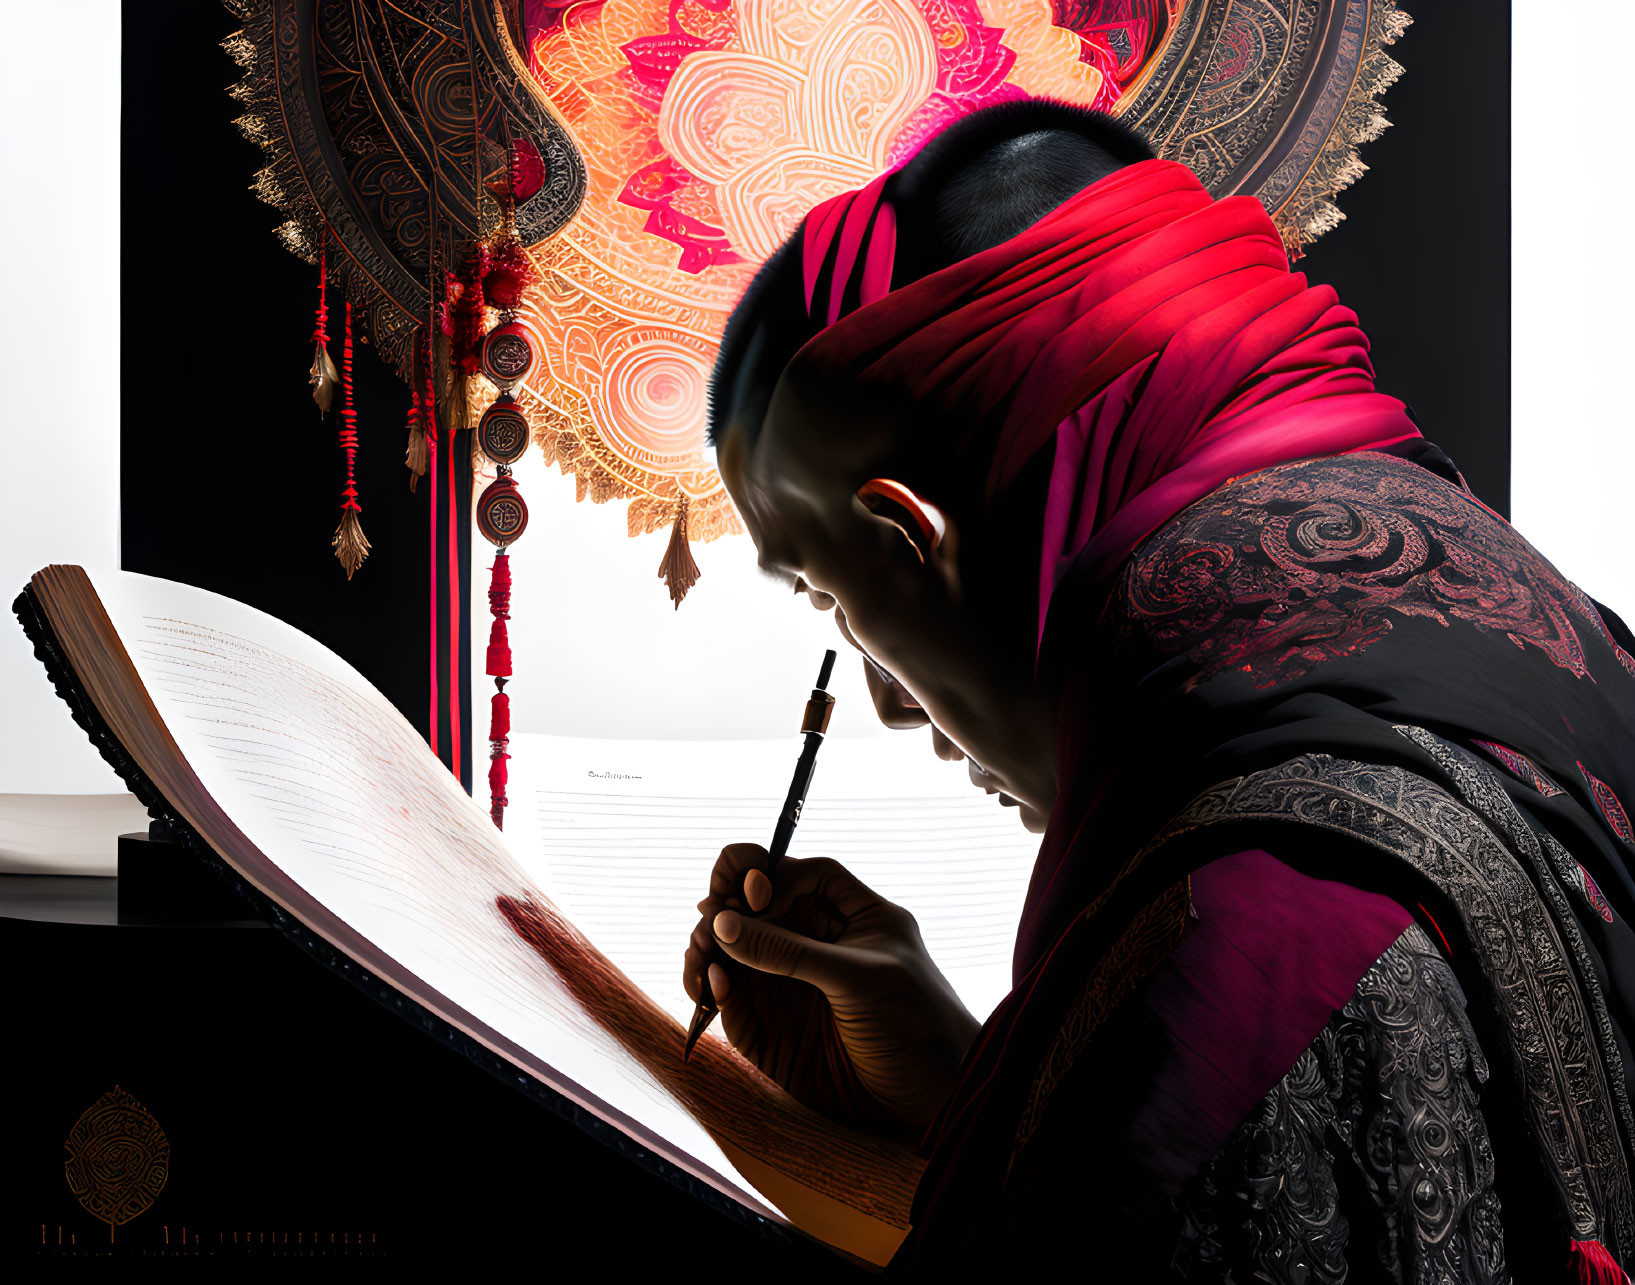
top-left (481, 322), bottom-right (536, 389)
top-left (478, 396), bottom-right (532, 465)
top-left (477, 476), bottom-right (530, 547)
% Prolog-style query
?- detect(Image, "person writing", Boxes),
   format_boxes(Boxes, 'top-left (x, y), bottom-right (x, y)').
top-left (682, 100), bottom-right (1635, 1280)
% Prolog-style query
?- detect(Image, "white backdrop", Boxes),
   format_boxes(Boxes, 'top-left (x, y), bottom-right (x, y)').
top-left (0, 2), bottom-right (124, 793)
top-left (483, 453), bottom-right (892, 743)
top-left (1510, 1), bottom-right (1635, 622)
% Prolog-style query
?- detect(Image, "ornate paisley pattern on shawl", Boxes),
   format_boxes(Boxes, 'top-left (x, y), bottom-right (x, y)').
top-left (1128, 743), bottom-right (1635, 1258)
top-left (1175, 923), bottom-right (1507, 1284)
top-left (1115, 454), bottom-right (1605, 691)
top-left (906, 449), bottom-right (1635, 1277)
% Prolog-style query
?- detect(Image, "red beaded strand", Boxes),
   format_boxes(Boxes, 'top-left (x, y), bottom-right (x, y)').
top-left (331, 299), bottom-right (370, 577)
top-left (486, 552), bottom-right (513, 827)
top-left (308, 233), bottom-right (339, 415)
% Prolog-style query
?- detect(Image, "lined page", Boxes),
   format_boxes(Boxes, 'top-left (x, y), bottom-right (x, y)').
top-left (505, 733), bottom-right (1040, 1029)
top-left (86, 570), bottom-right (768, 1218)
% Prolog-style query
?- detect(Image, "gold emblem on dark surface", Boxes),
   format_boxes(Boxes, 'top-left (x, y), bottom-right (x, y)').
top-left (63, 1086), bottom-right (170, 1241)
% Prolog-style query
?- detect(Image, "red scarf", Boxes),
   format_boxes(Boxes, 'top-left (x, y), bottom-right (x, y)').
top-left (794, 156), bottom-right (1420, 659)
top-left (792, 152), bottom-right (1425, 1223)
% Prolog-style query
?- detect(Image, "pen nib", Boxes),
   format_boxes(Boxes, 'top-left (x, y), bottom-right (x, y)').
top-left (682, 1001), bottom-right (717, 1063)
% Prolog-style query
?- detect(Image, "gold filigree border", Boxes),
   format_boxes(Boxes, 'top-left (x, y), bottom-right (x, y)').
top-left (1271, 3), bottom-right (1414, 259)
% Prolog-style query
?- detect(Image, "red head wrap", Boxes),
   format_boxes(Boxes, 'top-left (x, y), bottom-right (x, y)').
top-left (791, 156), bottom-right (1421, 658)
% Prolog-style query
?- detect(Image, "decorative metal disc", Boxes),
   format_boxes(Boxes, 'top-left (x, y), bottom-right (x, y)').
top-left (481, 322), bottom-right (535, 390)
top-left (478, 395), bottom-right (530, 465)
top-left (476, 476), bottom-right (529, 547)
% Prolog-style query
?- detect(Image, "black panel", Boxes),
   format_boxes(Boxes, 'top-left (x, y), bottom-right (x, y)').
top-left (120, 0), bottom-right (471, 788)
top-left (1296, 0), bottom-right (1510, 515)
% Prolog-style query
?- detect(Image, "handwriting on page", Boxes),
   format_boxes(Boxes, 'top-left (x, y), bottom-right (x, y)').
top-left (120, 612), bottom-right (748, 1195)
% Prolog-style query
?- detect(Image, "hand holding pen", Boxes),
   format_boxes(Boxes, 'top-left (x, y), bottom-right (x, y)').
top-left (683, 649), bottom-right (838, 1061)
top-left (680, 649), bottom-right (984, 1139)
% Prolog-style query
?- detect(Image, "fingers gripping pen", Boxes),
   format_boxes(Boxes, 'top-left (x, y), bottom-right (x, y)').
top-left (683, 649), bottom-right (838, 1062)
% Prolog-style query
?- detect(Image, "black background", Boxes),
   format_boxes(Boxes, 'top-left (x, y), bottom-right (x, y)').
top-left (5, 0), bottom-right (1510, 1273)
top-left (118, 1), bottom-right (472, 784)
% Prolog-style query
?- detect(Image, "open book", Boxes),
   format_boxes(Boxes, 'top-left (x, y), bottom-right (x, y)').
top-left (14, 565), bottom-right (1040, 1269)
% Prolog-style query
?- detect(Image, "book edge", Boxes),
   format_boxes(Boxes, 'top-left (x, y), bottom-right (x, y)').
top-left (12, 568), bottom-right (853, 1266)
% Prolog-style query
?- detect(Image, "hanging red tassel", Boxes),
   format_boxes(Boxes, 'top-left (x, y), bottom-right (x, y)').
top-left (422, 335), bottom-right (440, 454)
top-left (489, 686), bottom-right (511, 827)
top-left (486, 550), bottom-right (513, 676)
top-left (435, 265), bottom-right (472, 435)
top-left (331, 299), bottom-right (370, 577)
top-left (488, 735), bottom-right (510, 828)
top-left (1569, 1240), bottom-right (1630, 1285)
top-left (309, 234), bottom-right (339, 414)
top-left (486, 550), bottom-right (514, 827)
top-left (404, 387), bottom-right (427, 492)
top-left (658, 494), bottom-right (701, 608)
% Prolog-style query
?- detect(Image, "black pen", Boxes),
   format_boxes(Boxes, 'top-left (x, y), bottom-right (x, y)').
top-left (683, 648), bottom-right (837, 1062)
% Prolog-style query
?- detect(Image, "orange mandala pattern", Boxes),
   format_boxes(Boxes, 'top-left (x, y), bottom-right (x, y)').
top-left (226, 0), bottom-right (1410, 548)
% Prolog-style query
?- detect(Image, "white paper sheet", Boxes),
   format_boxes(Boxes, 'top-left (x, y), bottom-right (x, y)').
top-left (503, 733), bottom-right (1039, 1029)
top-left (84, 570), bottom-right (1042, 1229)
top-left (87, 570), bottom-right (763, 1213)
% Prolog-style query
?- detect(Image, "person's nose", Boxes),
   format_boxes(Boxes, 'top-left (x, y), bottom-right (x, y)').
top-left (801, 583), bottom-right (837, 612)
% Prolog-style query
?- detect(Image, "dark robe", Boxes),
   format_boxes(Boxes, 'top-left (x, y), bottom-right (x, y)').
top-left (778, 153), bottom-right (1635, 1278)
top-left (903, 444), bottom-right (1635, 1281)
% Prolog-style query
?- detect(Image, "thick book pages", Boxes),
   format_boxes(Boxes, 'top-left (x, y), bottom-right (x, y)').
top-left (14, 565), bottom-right (1035, 1268)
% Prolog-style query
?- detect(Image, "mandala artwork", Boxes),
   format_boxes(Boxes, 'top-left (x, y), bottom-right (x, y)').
top-left (223, 0), bottom-right (1411, 815)
top-left (225, 0), bottom-right (1413, 559)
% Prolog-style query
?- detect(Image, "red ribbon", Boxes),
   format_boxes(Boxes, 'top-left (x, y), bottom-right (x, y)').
top-left (424, 338), bottom-right (439, 758)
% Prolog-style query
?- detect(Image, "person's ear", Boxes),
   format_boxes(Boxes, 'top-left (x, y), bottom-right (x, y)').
top-left (855, 478), bottom-right (960, 595)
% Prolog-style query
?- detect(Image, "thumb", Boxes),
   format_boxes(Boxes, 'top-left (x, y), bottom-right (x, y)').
top-left (713, 909), bottom-right (860, 995)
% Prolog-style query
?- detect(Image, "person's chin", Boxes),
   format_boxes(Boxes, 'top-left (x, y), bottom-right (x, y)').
top-left (995, 791), bottom-right (1048, 835)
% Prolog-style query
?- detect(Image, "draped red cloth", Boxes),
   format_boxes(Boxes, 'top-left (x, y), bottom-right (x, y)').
top-left (783, 152), bottom-right (1442, 1266)
top-left (793, 156), bottom-right (1420, 662)
top-left (771, 141), bottom-right (1635, 1274)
